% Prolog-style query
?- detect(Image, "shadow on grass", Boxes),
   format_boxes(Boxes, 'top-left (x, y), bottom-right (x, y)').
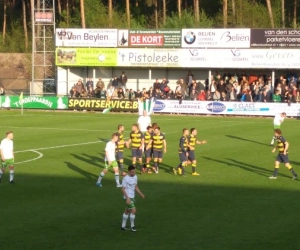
top-left (65, 161), bottom-right (97, 179)
top-left (203, 156), bottom-right (295, 179)
top-left (1, 172), bottom-right (300, 250)
top-left (226, 135), bottom-right (270, 147)
top-left (70, 153), bottom-right (101, 168)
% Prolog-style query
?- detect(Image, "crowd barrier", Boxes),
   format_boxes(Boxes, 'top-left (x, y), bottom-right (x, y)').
top-left (1, 96), bottom-right (299, 117)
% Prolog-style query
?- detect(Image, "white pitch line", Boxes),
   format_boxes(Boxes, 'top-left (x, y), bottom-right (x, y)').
top-left (15, 150), bottom-right (43, 164)
top-left (15, 140), bottom-right (104, 153)
top-left (0, 126), bottom-right (111, 132)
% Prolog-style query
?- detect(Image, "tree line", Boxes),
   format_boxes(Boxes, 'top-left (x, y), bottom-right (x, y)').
top-left (0, 0), bottom-right (299, 52)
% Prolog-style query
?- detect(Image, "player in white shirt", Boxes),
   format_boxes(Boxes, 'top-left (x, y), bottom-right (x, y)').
top-left (96, 133), bottom-right (122, 187)
top-left (137, 110), bottom-right (151, 133)
top-left (0, 131), bottom-right (15, 183)
top-left (271, 112), bottom-right (286, 145)
top-left (121, 165), bottom-right (145, 232)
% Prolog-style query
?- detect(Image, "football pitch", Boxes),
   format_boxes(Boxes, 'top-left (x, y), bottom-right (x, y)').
top-left (0, 110), bottom-right (299, 250)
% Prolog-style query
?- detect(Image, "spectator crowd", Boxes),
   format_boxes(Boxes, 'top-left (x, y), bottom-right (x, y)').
top-left (69, 70), bottom-right (300, 103)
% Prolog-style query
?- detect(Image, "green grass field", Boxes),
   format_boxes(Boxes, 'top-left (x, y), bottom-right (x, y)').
top-left (0, 110), bottom-right (299, 250)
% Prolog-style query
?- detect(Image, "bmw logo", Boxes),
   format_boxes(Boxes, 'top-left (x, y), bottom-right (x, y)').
top-left (184, 31), bottom-right (196, 45)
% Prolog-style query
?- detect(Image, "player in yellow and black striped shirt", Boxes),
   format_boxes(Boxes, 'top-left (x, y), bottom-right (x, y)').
top-left (173, 128), bottom-right (189, 176)
top-left (187, 128), bottom-right (207, 176)
top-left (269, 129), bottom-right (297, 180)
top-left (143, 125), bottom-right (153, 173)
top-left (127, 124), bottom-right (144, 174)
top-left (115, 124), bottom-right (126, 176)
top-left (146, 127), bottom-right (166, 174)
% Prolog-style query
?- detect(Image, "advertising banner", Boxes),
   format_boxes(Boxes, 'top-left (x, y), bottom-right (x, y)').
top-left (68, 98), bottom-right (138, 112)
top-left (250, 49), bottom-right (300, 68)
top-left (117, 29), bottom-right (181, 47)
top-left (56, 48), bottom-right (117, 66)
top-left (153, 100), bottom-right (300, 117)
top-left (179, 49), bottom-right (251, 68)
top-left (55, 48), bottom-right (300, 69)
top-left (117, 48), bottom-right (180, 67)
top-left (0, 96), bottom-right (68, 109)
top-left (181, 29), bottom-right (250, 48)
top-left (251, 29), bottom-right (300, 48)
top-left (55, 29), bottom-right (118, 47)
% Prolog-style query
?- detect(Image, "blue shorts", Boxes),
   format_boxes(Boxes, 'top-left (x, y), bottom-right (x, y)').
top-left (116, 151), bottom-right (123, 161)
top-left (179, 152), bottom-right (187, 163)
top-left (188, 150), bottom-right (196, 161)
top-left (153, 150), bottom-right (163, 159)
top-left (276, 153), bottom-right (289, 164)
top-left (144, 148), bottom-right (152, 158)
top-left (132, 148), bottom-right (142, 158)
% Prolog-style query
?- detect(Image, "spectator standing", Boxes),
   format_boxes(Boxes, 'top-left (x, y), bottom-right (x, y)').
top-left (112, 76), bottom-right (119, 90)
top-left (86, 78), bottom-right (94, 90)
top-left (120, 71), bottom-right (128, 91)
top-left (185, 70), bottom-right (195, 89)
top-left (153, 79), bottom-right (160, 93)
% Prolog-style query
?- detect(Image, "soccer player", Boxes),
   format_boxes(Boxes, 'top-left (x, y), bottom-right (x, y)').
top-left (270, 112), bottom-right (286, 145)
top-left (127, 124), bottom-right (144, 174)
top-left (137, 110), bottom-right (151, 133)
top-left (146, 126), bottom-right (166, 174)
top-left (143, 125), bottom-right (153, 173)
top-left (116, 124), bottom-right (126, 176)
top-left (269, 129), bottom-right (297, 180)
top-left (173, 128), bottom-right (189, 176)
top-left (0, 131), bottom-right (15, 183)
top-left (121, 165), bottom-right (145, 232)
top-left (96, 133), bottom-right (122, 187)
top-left (188, 128), bottom-right (207, 176)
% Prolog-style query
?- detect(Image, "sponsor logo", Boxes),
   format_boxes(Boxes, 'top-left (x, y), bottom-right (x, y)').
top-left (220, 31), bottom-right (250, 43)
top-left (153, 101), bottom-right (165, 112)
top-left (230, 49), bottom-right (249, 61)
top-left (206, 102), bottom-right (226, 113)
top-left (68, 99), bottom-right (138, 110)
top-left (184, 31), bottom-right (196, 44)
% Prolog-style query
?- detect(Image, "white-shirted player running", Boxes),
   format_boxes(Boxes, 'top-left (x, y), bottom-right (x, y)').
top-left (96, 133), bottom-right (122, 188)
top-left (121, 165), bottom-right (145, 232)
top-left (0, 131), bottom-right (15, 183)
top-left (271, 112), bottom-right (286, 145)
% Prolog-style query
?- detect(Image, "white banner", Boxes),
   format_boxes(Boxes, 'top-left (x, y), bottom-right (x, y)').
top-left (117, 48), bottom-right (180, 67)
top-left (153, 100), bottom-right (300, 117)
top-left (55, 29), bottom-right (118, 47)
top-left (181, 29), bottom-right (250, 48)
top-left (179, 49), bottom-right (251, 68)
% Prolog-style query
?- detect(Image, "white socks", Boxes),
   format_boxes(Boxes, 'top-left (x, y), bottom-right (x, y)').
top-left (130, 214), bottom-right (135, 227)
top-left (122, 213), bottom-right (129, 228)
top-left (10, 170), bottom-right (14, 181)
top-left (97, 172), bottom-right (105, 183)
top-left (115, 173), bottom-right (120, 185)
